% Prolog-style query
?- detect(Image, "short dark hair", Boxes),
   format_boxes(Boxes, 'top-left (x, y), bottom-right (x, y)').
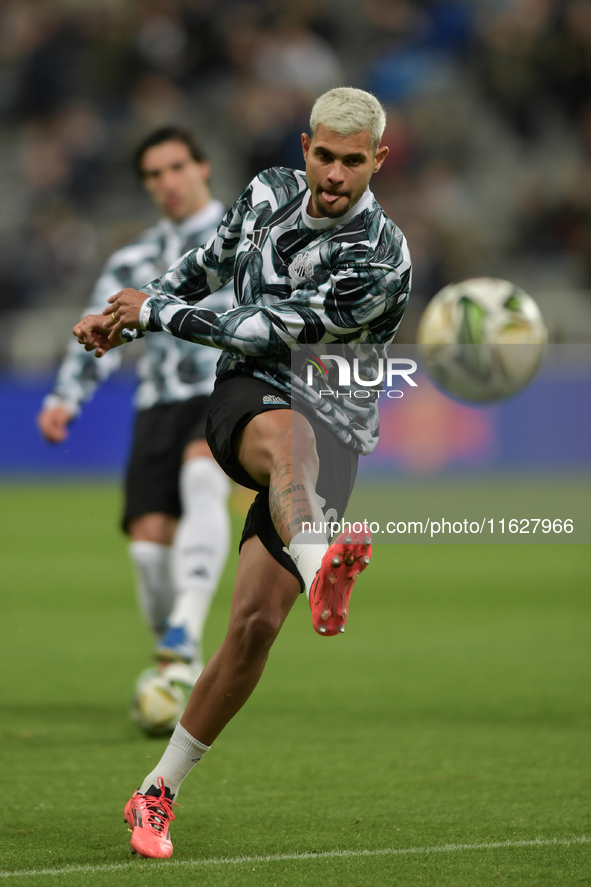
top-left (134, 126), bottom-right (207, 177)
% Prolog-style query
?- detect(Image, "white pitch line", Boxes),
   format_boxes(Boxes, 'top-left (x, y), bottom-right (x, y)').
top-left (0, 835), bottom-right (588, 879)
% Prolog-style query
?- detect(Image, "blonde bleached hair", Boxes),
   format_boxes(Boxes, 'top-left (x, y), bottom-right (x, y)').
top-left (309, 87), bottom-right (387, 152)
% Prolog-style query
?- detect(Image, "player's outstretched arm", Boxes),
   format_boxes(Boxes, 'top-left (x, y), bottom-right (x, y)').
top-left (43, 260), bottom-right (130, 421)
top-left (139, 255), bottom-right (411, 358)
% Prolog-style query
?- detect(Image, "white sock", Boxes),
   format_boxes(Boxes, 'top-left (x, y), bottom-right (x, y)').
top-left (288, 532), bottom-right (328, 599)
top-left (169, 458), bottom-right (231, 654)
top-left (139, 724), bottom-right (210, 799)
top-left (129, 541), bottom-right (175, 637)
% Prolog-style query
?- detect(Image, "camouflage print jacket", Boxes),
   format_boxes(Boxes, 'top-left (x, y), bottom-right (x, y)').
top-left (138, 168), bottom-right (412, 455)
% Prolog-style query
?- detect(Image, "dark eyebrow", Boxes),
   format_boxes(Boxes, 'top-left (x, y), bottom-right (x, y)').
top-left (143, 159), bottom-right (186, 177)
top-left (313, 145), bottom-right (367, 163)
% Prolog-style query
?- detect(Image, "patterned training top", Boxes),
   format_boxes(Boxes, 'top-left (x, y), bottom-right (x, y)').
top-left (138, 167), bottom-right (412, 455)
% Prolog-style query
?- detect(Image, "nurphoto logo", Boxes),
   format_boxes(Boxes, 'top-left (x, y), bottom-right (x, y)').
top-left (306, 354), bottom-right (417, 388)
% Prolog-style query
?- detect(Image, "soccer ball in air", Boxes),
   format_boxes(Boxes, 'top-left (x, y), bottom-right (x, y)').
top-left (416, 278), bottom-right (548, 403)
top-left (131, 662), bottom-right (199, 736)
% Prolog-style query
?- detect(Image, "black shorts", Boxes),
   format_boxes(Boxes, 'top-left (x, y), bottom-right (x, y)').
top-left (122, 394), bottom-right (210, 531)
top-left (206, 373), bottom-right (358, 587)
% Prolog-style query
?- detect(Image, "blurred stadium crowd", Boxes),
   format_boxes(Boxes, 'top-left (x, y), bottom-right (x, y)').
top-left (1, 0), bottom-right (591, 371)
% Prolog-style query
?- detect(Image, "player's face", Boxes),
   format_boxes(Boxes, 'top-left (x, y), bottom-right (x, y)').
top-left (140, 141), bottom-right (211, 221)
top-left (301, 124), bottom-right (389, 219)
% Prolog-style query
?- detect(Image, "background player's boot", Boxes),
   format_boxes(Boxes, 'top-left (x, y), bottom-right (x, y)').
top-left (155, 623), bottom-right (196, 664)
top-left (309, 530), bottom-right (372, 636)
top-left (124, 776), bottom-right (177, 859)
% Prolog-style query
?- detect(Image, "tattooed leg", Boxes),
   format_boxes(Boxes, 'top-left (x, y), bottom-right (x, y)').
top-left (176, 412), bottom-right (321, 744)
top-left (236, 410), bottom-right (325, 546)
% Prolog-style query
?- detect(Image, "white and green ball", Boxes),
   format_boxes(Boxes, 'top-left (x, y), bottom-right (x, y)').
top-left (131, 663), bottom-right (199, 737)
top-left (417, 277), bottom-right (548, 403)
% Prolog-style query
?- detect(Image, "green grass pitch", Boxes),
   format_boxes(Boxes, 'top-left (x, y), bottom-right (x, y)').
top-left (0, 481), bottom-right (589, 886)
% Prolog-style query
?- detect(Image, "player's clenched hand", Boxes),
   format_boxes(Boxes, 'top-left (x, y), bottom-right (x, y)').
top-left (73, 313), bottom-right (123, 358)
top-left (103, 288), bottom-right (146, 341)
top-left (37, 405), bottom-right (73, 443)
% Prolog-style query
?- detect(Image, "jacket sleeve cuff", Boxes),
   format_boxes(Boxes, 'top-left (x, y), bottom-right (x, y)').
top-left (42, 394), bottom-right (80, 418)
top-left (139, 297), bottom-right (156, 330)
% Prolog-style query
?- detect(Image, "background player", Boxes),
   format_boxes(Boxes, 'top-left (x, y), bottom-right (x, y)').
top-left (37, 127), bottom-right (233, 706)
